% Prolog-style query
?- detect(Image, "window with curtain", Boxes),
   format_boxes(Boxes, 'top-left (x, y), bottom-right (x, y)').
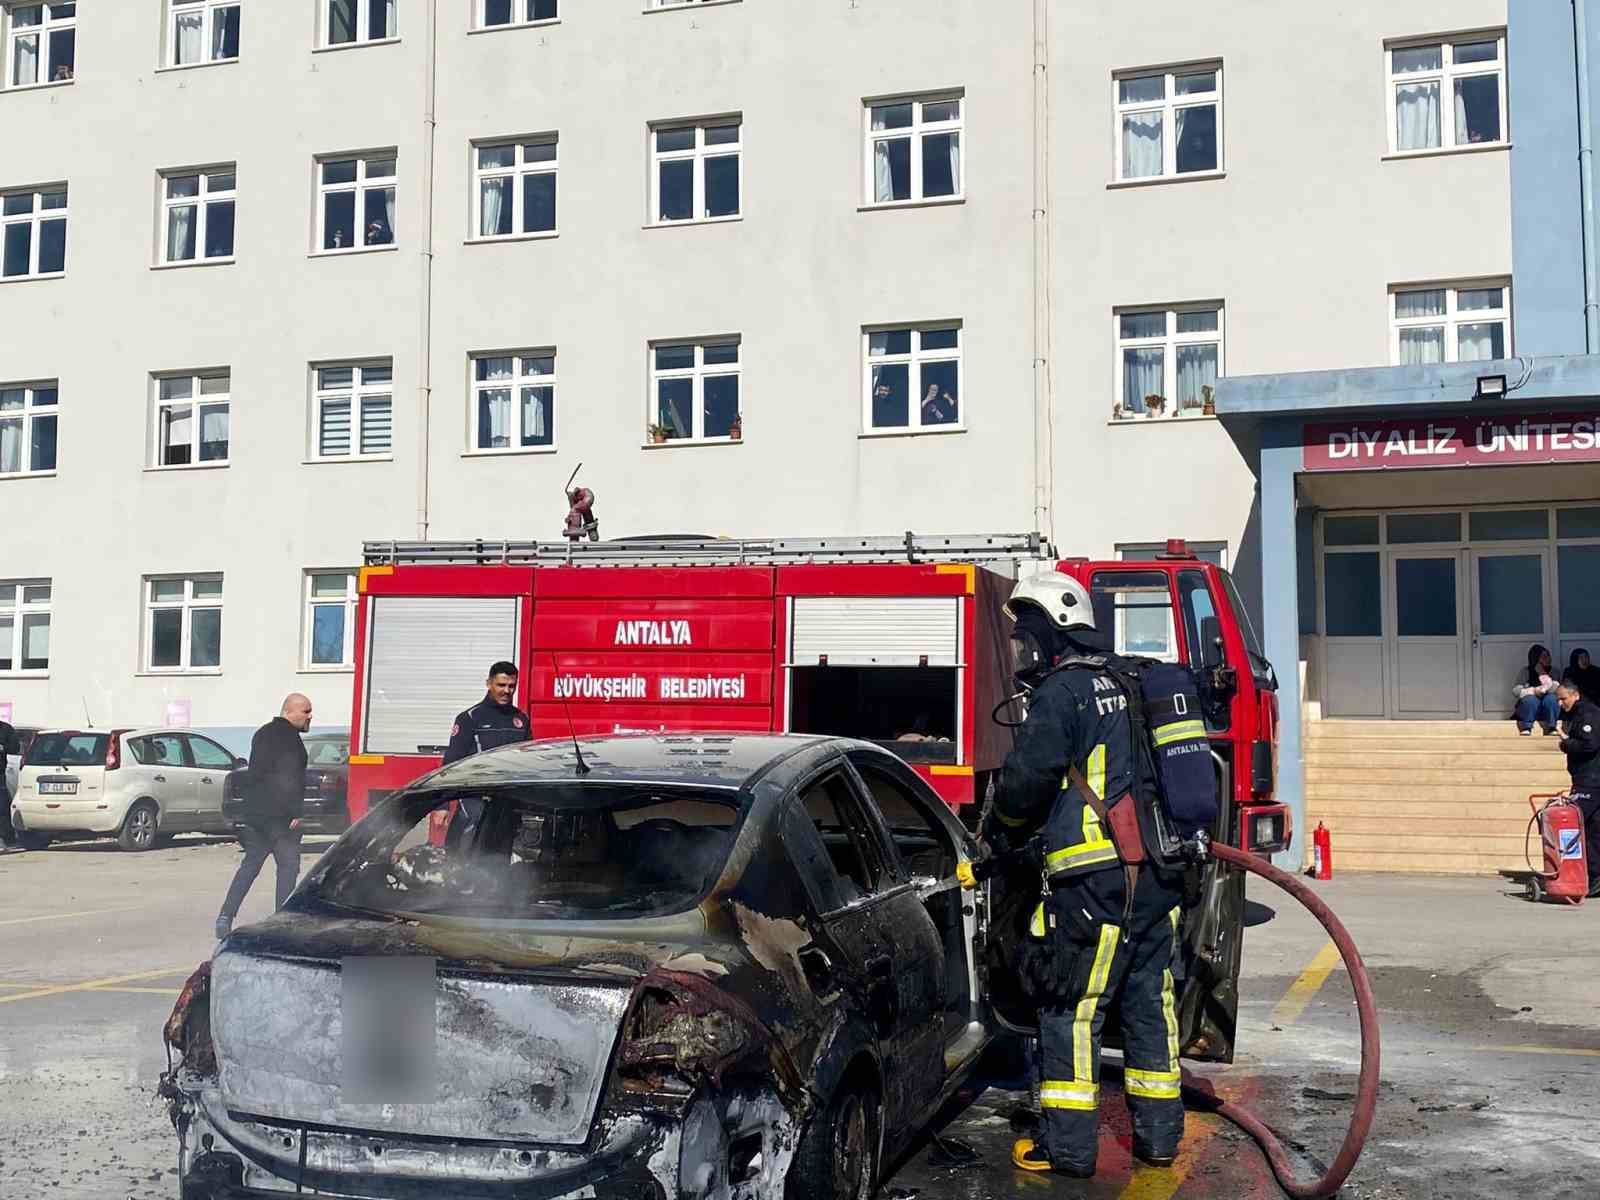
top-left (317, 153), bottom-right (396, 251)
top-left (161, 167), bottom-right (235, 263)
top-left (6, 2), bottom-right (74, 87)
top-left (0, 580), bottom-right (51, 673)
top-left (1, 184), bottom-right (66, 278)
top-left (152, 371), bottom-right (230, 468)
top-left (649, 340), bottom-right (740, 442)
top-left (313, 361), bottom-right (393, 459)
top-left (471, 352), bottom-right (555, 451)
top-left (326, 0), bottom-right (395, 45)
top-left (651, 119), bottom-right (741, 224)
top-left (481, 0), bottom-right (557, 27)
top-left (1114, 64), bottom-right (1221, 181)
top-left (863, 324), bottom-right (962, 432)
top-left (304, 571), bottom-right (358, 668)
top-left (169, 0), bottom-right (239, 66)
top-left (1391, 282), bottom-right (1509, 364)
top-left (864, 95), bottom-right (962, 205)
top-left (1388, 34), bottom-right (1505, 154)
top-left (1114, 305), bottom-right (1223, 421)
top-left (145, 576), bottom-right (223, 672)
top-left (0, 381), bottom-right (57, 475)
top-left (473, 138), bottom-right (557, 238)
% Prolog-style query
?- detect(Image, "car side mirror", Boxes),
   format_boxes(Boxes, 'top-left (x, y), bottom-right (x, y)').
top-left (234, 757), bottom-right (248, 769)
top-left (1200, 616), bottom-right (1225, 671)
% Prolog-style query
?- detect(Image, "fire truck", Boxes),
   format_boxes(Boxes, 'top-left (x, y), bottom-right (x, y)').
top-left (344, 532), bottom-right (1288, 856)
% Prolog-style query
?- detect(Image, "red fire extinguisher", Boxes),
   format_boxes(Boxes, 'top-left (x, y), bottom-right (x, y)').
top-left (1312, 822), bottom-right (1333, 880)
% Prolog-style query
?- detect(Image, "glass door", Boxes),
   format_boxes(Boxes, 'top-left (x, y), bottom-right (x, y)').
top-left (1386, 550), bottom-right (1466, 718)
top-left (1470, 548), bottom-right (1552, 720)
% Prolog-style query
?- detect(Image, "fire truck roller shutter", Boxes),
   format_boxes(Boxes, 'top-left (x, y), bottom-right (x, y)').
top-left (364, 597), bottom-right (520, 755)
top-left (790, 597), bottom-right (961, 666)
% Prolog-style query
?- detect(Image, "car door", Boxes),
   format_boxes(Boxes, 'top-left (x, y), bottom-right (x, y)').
top-left (183, 735), bottom-right (237, 828)
top-left (790, 766), bottom-right (946, 1139)
top-left (138, 733), bottom-right (196, 824)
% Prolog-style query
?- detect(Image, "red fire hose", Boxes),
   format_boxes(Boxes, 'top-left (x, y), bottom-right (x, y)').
top-left (1199, 841), bottom-right (1381, 1199)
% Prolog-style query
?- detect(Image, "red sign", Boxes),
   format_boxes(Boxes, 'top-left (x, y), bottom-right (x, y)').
top-left (1304, 411), bottom-right (1600, 471)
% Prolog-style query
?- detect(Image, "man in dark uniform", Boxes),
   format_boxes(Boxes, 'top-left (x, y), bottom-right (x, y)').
top-left (442, 662), bottom-right (531, 846)
top-left (980, 573), bottom-right (1186, 1178)
top-left (0, 718), bottom-right (20, 845)
top-left (1557, 681), bottom-right (1600, 896)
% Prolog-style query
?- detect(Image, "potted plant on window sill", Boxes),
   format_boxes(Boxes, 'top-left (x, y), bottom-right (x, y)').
top-left (1142, 393), bottom-right (1169, 419)
top-left (728, 416), bottom-right (742, 441)
top-left (647, 423), bottom-right (671, 445)
top-left (1201, 384), bottom-right (1216, 417)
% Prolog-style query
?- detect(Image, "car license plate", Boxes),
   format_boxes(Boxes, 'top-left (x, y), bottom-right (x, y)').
top-left (39, 780), bottom-right (77, 795)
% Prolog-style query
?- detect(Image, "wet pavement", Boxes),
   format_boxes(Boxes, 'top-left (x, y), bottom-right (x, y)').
top-left (2, 838), bottom-right (1597, 1198)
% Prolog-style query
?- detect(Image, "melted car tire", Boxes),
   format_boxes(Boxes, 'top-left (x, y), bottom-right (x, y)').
top-left (787, 1082), bottom-right (878, 1200)
top-left (118, 800), bottom-right (159, 852)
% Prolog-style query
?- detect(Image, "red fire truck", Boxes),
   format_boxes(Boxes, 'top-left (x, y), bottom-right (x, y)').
top-left (344, 532), bottom-right (1288, 855)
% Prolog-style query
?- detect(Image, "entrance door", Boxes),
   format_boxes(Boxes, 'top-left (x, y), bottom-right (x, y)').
top-left (1470, 548), bottom-right (1552, 719)
top-left (1386, 551), bottom-right (1467, 717)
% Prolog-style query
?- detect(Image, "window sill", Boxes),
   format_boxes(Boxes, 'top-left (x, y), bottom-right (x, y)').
top-left (310, 244), bottom-right (399, 259)
top-left (135, 670), bottom-right (223, 678)
top-left (151, 257), bottom-right (235, 271)
top-left (644, 215), bottom-right (743, 230)
top-left (297, 665), bottom-right (355, 675)
top-left (0, 471), bottom-right (56, 481)
top-left (641, 437), bottom-right (743, 449)
top-left (462, 446), bottom-right (559, 458)
top-left (1106, 170), bottom-right (1225, 190)
top-left (1107, 413), bottom-right (1219, 426)
top-left (302, 455), bottom-right (395, 465)
top-left (0, 272), bottom-right (65, 285)
top-left (1382, 142), bottom-right (1511, 163)
top-left (643, 0), bottom-right (743, 12)
top-left (154, 58), bottom-right (239, 75)
top-left (468, 19), bottom-right (561, 35)
top-left (312, 38), bottom-right (402, 54)
top-left (0, 671), bottom-right (49, 679)
top-left (859, 425), bottom-right (966, 439)
top-left (2, 79), bottom-right (74, 94)
top-left (857, 196), bottom-right (965, 213)
top-left (465, 231), bottom-right (559, 246)
top-left (145, 462), bottom-right (230, 473)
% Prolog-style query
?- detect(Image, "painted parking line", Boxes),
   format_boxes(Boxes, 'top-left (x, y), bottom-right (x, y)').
top-left (1466, 1043), bottom-right (1600, 1059)
top-left (0, 967), bottom-right (194, 1005)
top-left (1269, 940), bottom-right (1341, 1027)
top-left (0, 905), bottom-right (142, 928)
top-left (92, 986), bottom-right (184, 996)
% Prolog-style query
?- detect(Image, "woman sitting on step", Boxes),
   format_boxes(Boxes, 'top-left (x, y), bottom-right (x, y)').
top-left (1512, 644), bottom-right (1560, 736)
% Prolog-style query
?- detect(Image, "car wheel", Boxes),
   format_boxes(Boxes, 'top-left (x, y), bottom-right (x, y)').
top-left (786, 1079), bottom-right (878, 1200)
top-left (118, 801), bottom-right (159, 852)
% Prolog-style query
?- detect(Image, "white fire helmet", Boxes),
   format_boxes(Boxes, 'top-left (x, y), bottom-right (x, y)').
top-left (1004, 573), bottom-right (1096, 632)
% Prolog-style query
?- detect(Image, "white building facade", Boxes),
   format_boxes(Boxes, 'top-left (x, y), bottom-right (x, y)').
top-left (0, 0), bottom-right (1508, 730)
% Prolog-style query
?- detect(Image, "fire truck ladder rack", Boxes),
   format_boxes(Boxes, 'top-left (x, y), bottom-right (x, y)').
top-left (363, 531), bottom-right (1055, 567)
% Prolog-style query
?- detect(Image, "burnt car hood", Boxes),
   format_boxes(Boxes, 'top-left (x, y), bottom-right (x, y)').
top-left (211, 907), bottom-right (749, 1147)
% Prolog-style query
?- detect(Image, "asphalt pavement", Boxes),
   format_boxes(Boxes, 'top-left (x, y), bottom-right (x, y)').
top-left (1, 837), bottom-right (1597, 1199)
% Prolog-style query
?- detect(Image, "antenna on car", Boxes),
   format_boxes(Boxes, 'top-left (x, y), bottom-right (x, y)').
top-left (82, 697), bottom-right (94, 729)
top-left (548, 652), bottom-right (591, 776)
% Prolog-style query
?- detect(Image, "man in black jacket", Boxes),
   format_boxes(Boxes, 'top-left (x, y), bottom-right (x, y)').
top-left (0, 719), bottom-right (20, 846)
top-left (1557, 682), bottom-right (1600, 897)
top-left (214, 694), bottom-right (312, 938)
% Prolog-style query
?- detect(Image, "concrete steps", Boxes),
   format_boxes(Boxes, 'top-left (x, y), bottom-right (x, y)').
top-left (1303, 719), bottom-right (1570, 876)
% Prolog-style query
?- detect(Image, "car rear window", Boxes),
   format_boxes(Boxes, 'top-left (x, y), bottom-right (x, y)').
top-left (305, 739), bottom-right (349, 767)
top-left (27, 733), bottom-right (110, 768)
top-left (308, 783), bottom-right (746, 921)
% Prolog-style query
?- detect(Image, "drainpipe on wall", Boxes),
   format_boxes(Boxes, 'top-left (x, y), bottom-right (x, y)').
top-left (1031, 0), bottom-right (1055, 544)
top-left (1577, 0), bottom-right (1600, 350)
top-left (416, 0), bottom-right (439, 539)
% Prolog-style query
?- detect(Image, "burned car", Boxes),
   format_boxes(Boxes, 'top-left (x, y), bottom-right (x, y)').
top-left (161, 734), bottom-right (999, 1199)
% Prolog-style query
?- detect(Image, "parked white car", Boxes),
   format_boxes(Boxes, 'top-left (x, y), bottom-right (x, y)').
top-left (11, 728), bottom-right (245, 851)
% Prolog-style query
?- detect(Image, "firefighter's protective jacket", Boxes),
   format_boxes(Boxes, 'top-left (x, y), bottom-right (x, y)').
top-left (993, 657), bottom-right (1135, 882)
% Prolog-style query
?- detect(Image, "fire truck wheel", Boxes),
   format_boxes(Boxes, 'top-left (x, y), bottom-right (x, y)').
top-left (1525, 876), bottom-right (1544, 904)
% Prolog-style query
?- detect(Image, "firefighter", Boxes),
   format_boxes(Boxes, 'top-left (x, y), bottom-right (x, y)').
top-left (1556, 681), bottom-right (1600, 896)
top-left (442, 661), bottom-right (532, 847)
top-left (979, 574), bottom-right (1186, 1178)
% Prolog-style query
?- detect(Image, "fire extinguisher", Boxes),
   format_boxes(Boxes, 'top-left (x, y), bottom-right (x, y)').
top-left (1312, 822), bottom-right (1333, 880)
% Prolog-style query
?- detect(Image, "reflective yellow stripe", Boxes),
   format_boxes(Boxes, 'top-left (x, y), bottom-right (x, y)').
top-left (1040, 1080), bottom-right (1099, 1110)
top-left (1045, 842), bottom-right (1120, 874)
top-left (993, 807), bottom-right (1031, 828)
top-left (1029, 903), bottom-right (1047, 939)
top-left (1125, 1072), bottom-right (1182, 1100)
top-left (1153, 719), bottom-right (1207, 747)
top-left (1161, 966), bottom-right (1180, 1071)
top-left (1086, 744), bottom-right (1106, 799)
top-left (1125, 1067), bottom-right (1180, 1084)
top-left (1071, 924), bottom-right (1121, 1085)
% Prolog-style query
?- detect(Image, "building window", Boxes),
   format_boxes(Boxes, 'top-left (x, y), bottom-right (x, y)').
top-left (480, 0), bottom-right (556, 28)
top-left (652, 119), bottom-right (741, 224)
top-left (1389, 34), bottom-right (1506, 154)
top-left (1, 184), bottom-right (66, 278)
top-left (145, 575), bottom-right (222, 672)
top-left (650, 339), bottom-right (740, 443)
top-left (168, 0), bottom-right (239, 67)
top-left (865, 95), bottom-right (962, 205)
top-left (1115, 64), bottom-right (1220, 181)
top-left (1391, 282), bottom-right (1510, 364)
top-left (0, 381), bottom-right (56, 475)
top-left (472, 352), bottom-right (554, 451)
top-left (317, 153), bottom-right (395, 252)
top-left (304, 570), bottom-right (357, 668)
top-left (152, 371), bottom-right (229, 468)
top-left (473, 139), bottom-right (556, 239)
top-left (0, 580), bottom-right (49, 673)
top-left (864, 324), bottom-right (962, 432)
top-left (326, 0), bottom-right (395, 45)
top-left (313, 361), bottom-right (392, 459)
top-left (5, 2), bottom-right (75, 86)
top-left (1115, 304), bottom-right (1223, 420)
top-left (1118, 542), bottom-right (1228, 569)
top-left (161, 167), bottom-right (235, 264)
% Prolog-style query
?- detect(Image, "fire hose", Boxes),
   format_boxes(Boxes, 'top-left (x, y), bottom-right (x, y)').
top-left (961, 835), bottom-right (1380, 1199)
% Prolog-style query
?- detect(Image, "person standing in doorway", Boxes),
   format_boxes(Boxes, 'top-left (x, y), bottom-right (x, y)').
top-left (1556, 681), bottom-right (1600, 897)
top-left (441, 662), bottom-right (531, 846)
top-left (214, 694), bottom-right (312, 939)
